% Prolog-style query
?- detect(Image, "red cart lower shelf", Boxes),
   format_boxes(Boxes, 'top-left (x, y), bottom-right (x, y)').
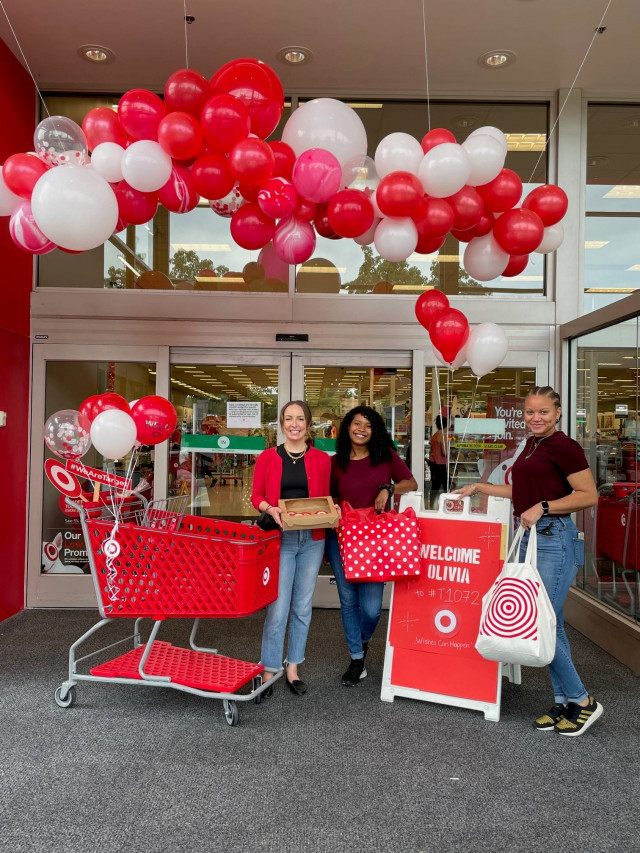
top-left (90, 641), bottom-right (264, 693)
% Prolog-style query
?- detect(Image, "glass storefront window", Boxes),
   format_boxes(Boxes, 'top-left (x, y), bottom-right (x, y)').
top-left (570, 319), bottom-right (640, 623)
top-left (585, 103), bottom-right (640, 312)
top-left (169, 362), bottom-right (279, 520)
top-left (41, 361), bottom-right (156, 574)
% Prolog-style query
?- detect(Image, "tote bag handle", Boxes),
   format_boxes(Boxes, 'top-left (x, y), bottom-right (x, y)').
top-left (504, 523), bottom-right (537, 566)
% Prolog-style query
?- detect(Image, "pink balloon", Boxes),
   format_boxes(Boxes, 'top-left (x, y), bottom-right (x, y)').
top-left (258, 241), bottom-right (289, 281)
top-left (272, 216), bottom-right (316, 264)
top-left (158, 164), bottom-right (199, 213)
top-left (291, 148), bottom-right (342, 203)
top-left (10, 201), bottom-right (56, 254)
top-left (230, 202), bottom-right (275, 250)
top-left (258, 177), bottom-right (298, 219)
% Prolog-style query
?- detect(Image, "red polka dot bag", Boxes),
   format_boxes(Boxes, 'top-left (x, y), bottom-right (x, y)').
top-left (337, 503), bottom-right (422, 583)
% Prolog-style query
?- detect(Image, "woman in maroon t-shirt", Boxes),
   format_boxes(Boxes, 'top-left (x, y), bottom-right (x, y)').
top-left (455, 386), bottom-right (602, 737)
top-left (326, 406), bottom-right (417, 687)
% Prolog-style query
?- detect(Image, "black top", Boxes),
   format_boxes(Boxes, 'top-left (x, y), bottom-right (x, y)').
top-left (277, 445), bottom-right (309, 499)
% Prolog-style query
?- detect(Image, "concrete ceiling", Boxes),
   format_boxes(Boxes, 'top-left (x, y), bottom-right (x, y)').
top-left (0, 0), bottom-right (637, 99)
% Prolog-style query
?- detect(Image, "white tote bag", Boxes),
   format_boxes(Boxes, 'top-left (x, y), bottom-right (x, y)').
top-left (475, 525), bottom-right (556, 667)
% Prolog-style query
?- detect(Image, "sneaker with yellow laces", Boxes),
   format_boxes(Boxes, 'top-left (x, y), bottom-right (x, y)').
top-left (554, 696), bottom-right (603, 736)
top-left (533, 703), bottom-right (566, 731)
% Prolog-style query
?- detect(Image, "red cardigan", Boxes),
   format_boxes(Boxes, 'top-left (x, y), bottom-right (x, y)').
top-left (251, 445), bottom-right (332, 541)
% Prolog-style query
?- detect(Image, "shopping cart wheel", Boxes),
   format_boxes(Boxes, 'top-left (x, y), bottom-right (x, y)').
top-left (223, 699), bottom-right (239, 727)
top-left (54, 686), bottom-right (77, 708)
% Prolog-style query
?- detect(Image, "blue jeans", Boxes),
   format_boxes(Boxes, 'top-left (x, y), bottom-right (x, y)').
top-left (261, 529), bottom-right (325, 670)
top-left (325, 529), bottom-right (385, 659)
top-left (519, 517), bottom-right (588, 705)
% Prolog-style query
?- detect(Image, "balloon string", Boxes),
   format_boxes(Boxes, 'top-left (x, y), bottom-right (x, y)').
top-left (527, 0), bottom-right (613, 184)
top-left (450, 375), bottom-right (480, 484)
top-left (421, 0), bottom-right (431, 132)
top-left (183, 0), bottom-right (190, 69)
top-left (0, 1), bottom-right (50, 118)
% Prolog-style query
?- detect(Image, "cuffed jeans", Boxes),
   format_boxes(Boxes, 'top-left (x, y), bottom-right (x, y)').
top-left (519, 517), bottom-right (588, 705)
top-left (325, 529), bottom-right (384, 659)
top-left (261, 529), bottom-right (325, 670)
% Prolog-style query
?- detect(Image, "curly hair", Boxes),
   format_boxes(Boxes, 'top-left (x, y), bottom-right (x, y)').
top-left (335, 405), bottom-right (394, 470)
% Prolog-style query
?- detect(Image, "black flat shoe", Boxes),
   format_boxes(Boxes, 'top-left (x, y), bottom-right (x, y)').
top-left (263, 683), bottom-right (274, 698)
top-left (285, 677), bottom-right (307, 696)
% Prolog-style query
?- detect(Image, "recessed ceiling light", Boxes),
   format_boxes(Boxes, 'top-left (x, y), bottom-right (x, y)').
top-left (621, 116), bottom-right (640, 129)
top-left (478, 50), bottom-right (516, 68)
top-left (454, 115), bottom-right (479, 129)
top-left (277, 46), bottom-right (313, 65)
top-left (78, 44), bottom-right (115, 64)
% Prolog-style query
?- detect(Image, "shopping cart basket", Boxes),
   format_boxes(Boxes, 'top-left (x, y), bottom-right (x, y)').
top-left (54, 498), bottom-right (281, 726)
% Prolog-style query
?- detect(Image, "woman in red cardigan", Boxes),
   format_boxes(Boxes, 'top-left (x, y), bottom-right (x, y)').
top-left (252, 400), bottom-right (331, 696)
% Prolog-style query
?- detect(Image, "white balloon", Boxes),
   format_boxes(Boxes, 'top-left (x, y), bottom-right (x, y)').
top-left (462, 134), bottom-right (506, 186)
top-left (467, 125), bottom-right (508, 157)
top-left (121, 140), bottom-right (172, 192)
top-left (534, 222), bottom-right (564, 254)
top-left (466, 322), bottom-right (509, 377)
top-left (90, 142), bottom-right (125, 183)
top-left (418, 144), bottom-right (471, 198)
top-left (282, 98), bottom-right (367, 167)
top-left (374, 132), bottom-right (424, 178)
top-left (90, 409), bottom-right (137, 460)
top-left (31, 164), bottom-right (118, 251)
top-left (0, 174), bottom-right (22, 216)
top-left (374, 217), bottom-right (418, 262)
top-left (434, 343), bottom-right (467, 370)
top-left (354, 217), bottom-right (380, 246)
top-left (463, 233), bottom-right (509, 281)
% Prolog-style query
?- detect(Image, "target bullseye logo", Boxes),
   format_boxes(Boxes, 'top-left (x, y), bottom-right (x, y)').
top-left (480, 577), bottom-right (539, 639)
top-left (44, 459), bottom-right (82, 499)
top-left (103, 539), bottom-right (121, 559)
top-left (44, 542), bottom-right (59, 561)
top-left (262, 566), bottom-right (270, 586)
top-left (434, 608), bottom-right (457, 635)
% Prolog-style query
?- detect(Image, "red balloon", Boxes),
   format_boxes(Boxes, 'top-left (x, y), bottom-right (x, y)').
top-left (91, 393), bottom-right (131, 421)
top-left (477, 168), bottom-right (523, 213)
top-left (415, 290), bottom-right (450, 330)
top-left (211, 59), bottom-right (283, 139)
top-left (229, 137), bottom-right (275, 186)
top-left (444, 185), bottom-right (484, 231)
top-left (130, 396), bottom-right (177, 446)
top-left (450, 228), bottom-right (475, 243)
top-left (429, 308), bottom-right (470, 365)
top-left (79, 395), bottom-right (101, 423)
top-left (522, 184), bottom-right (568, 226)
top-left (157, 111), bottom-right (203, 161)
top-left (294, 197), bottom-right (317, 222)
top-left (421, 128), bottom-right (456, 154)
top-left (269, 140), bottom-right (297, 180)
top-left (502, 254), bottom-right (530, 277)
top-left (118, 89), bottom-right (167, 141)
top-left (328, 189), bottom-right (375, 238)
top-left (258, 177), bottom-right (298, 219)
top-left (415, 233), bottom-right (446, 254)
top-left (469, 212), bottom-right (494, 238)
top-left (82, 107), bottom-right (127, 150)
top-left (115, 181), bottom-right (159, 225)
top-left (230, 202), bottom-right (276, 250)
top-left (2, 153), bottom-right (48, 199)
top-left (191, 153), bottom-right (235, 200)
top-left (239, 182), bottom-right (261, 202)
top-left (164, 68), bottom-right (211, 117)
top-left (376, 171), bottom-right (424, 218)
top-left (493, 208), bottom-right (544, 255)
top-left (200, 94), bottom-right (250, 153)
top-left (158, 164), bottom-right (199, 213)
top-left (413, 196), bottom-right (454, 239)
top-left (314, 204), bottom-right (341, 239)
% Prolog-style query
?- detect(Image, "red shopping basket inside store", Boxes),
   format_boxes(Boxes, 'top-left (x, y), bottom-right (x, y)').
top-left (84, 514), bottom-right (280, 619)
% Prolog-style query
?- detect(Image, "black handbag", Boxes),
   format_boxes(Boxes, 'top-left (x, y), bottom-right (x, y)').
top-left (254, 511), bottom-right (280, 532)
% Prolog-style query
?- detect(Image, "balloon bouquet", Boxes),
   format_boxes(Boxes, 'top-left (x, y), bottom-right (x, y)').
top-left (0, 57), bottom-right (568, 281)
top-left (415, 289), bottom-right (509, 486)
top-left (44, 393), bottom-right (178, 516)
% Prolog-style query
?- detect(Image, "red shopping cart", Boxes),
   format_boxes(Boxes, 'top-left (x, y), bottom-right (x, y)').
top-left (54, 496), bottom-right (281, 726)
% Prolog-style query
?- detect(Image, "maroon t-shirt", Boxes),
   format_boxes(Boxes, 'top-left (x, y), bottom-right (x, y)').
top-left (330, 449), bottom-right (413, 509)
top-left (511, 431), bottom-right (589, 516)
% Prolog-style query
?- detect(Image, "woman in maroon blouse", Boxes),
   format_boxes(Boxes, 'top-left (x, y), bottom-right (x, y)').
top-left (326, 406), bottom-right (418, 686)
top-left (456, 386), bottom-right (602, 736)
